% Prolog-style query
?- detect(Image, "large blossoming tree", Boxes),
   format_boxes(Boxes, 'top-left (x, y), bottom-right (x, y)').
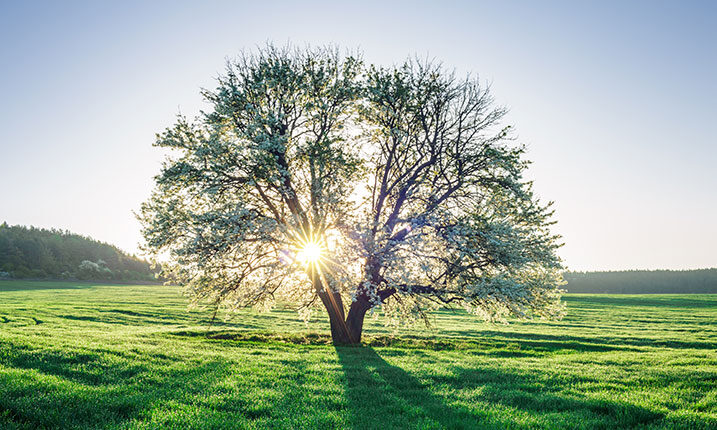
top-left (140, 45), bottom-right (565, 345)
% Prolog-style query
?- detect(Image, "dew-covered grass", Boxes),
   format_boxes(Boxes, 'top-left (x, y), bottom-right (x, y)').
top-left (0, 280), bottom-right (715, 429)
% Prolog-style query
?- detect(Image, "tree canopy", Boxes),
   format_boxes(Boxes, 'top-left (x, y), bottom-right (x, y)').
top-left (140, 45), bottom-right (565, 344)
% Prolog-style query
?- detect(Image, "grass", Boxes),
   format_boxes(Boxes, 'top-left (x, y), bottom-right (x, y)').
top-left (0, 280), bottom-right (715, 429)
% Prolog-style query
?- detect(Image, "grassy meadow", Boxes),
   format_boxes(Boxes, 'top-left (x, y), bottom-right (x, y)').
top-left (0, 281), bottom-right (715, 429)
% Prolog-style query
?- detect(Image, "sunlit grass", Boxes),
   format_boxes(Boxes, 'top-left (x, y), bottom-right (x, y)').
top-left (0, 280), bottom-right (715, 429)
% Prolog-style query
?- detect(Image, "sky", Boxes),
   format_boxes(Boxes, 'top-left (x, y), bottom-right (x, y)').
top-left (1, 0), bottom-right (715, 271)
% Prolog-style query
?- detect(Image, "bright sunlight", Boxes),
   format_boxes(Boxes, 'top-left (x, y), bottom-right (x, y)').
top-left (295, 237), bottom-right (326, 268)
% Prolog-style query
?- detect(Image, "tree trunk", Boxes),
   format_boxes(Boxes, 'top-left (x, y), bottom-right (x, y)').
top-left (343, 297), bottom-right (371, 344)
top-left (318, 288), bottom-right (351, 344)
top-left (312, 269), bottom-right (353, 344)
top-left (317, 288), bottom-right (370, 345)
top-left (312, 268), bottom-right (376, 345)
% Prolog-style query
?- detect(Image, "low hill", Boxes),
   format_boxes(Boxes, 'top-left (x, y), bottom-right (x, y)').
top-left (0, 222), bottom-right (156, 282)
top-left (563, 269), bottom-right (717, 294)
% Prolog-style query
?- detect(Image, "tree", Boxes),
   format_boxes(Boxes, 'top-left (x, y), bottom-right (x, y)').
top-left (140, 45), bottom-right (565, 345)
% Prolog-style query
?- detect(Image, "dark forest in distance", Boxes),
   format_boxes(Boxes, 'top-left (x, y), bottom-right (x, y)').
top-left (564, 269), bottom-right (717, 294)
top-left (0, 223), bottom-right (156, 282)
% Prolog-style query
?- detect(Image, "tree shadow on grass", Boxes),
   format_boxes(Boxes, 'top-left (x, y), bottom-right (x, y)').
top-left (336, 346), bottom-right (501, 429)
top-left (336, 346), bottom-right (667, 430)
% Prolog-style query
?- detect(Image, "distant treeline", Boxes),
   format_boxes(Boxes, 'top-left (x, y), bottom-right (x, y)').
top-left (563, 269), bottom-right (717, 294)
top-left (0, 223), bottom-right (157, 282)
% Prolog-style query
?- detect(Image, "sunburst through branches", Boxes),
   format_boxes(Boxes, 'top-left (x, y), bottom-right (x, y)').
top-left (290, 231), bottom-right (329, 273)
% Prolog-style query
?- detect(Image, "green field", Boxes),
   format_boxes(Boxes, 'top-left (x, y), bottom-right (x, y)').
top-left (0, 281), bottom-right (715, 429)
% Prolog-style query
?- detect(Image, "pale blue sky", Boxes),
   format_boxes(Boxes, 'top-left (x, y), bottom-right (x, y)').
top-left (1, 1), bottom-right (715, 270)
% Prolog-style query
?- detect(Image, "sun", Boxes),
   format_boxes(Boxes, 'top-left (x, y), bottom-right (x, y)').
top-left (295, 237), bottom-right (326, 268)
